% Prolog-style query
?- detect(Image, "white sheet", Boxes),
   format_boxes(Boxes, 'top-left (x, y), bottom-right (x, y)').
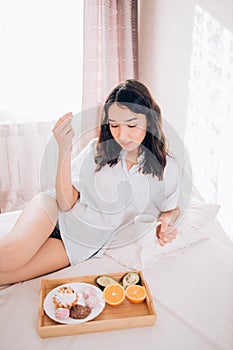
top-left (0, 211), bottom-right (233, 350)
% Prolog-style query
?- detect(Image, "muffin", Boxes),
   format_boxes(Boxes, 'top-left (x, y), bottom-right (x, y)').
top-left (53, 285), bottom-right (78, 309)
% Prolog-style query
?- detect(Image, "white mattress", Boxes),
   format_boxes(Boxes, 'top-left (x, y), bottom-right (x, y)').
top-left (0, 211), bottom-right (233, 350)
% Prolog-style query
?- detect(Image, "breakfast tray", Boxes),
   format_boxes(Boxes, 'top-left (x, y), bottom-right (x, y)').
top-left (38, 271), bottom-right (156, 338)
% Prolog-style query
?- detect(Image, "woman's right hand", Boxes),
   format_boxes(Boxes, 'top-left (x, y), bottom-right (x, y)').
top-left (52, 112), bottom-right (74, 154)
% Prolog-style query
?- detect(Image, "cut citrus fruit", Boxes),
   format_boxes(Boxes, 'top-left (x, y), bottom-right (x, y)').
top-left (103, 284), bottom-right (125, 306)
top-left (125, 285), bottom-right (147, 304)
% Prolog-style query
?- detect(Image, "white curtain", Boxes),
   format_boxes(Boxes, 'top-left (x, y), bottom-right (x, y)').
top-left (0, 1), bottom-right (83, 212)
top-left (0, 121), bottom-right (55, 212)
top-left (0, 0), bottom-right (139, 212)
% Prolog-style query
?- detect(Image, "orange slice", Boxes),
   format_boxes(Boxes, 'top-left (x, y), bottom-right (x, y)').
top-left (125, 285), bottom-right (147, 304)
top-left (103, 284), bottom-right (125, 306)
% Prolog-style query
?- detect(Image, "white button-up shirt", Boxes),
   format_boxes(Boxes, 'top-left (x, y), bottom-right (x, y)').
top-left (47, 138), bottom-right (181, 265)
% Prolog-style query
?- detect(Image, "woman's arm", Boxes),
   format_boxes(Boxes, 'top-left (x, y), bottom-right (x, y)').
top-left (53, 113), bottom-right (79, 211)
top-left (156, 207), bottom-right (180, 246)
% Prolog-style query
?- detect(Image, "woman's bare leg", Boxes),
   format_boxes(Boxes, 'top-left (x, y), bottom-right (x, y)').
top-left (0, 193), bottom-right (59, 272)
top-left (0, 238), bottom-right (70, 285)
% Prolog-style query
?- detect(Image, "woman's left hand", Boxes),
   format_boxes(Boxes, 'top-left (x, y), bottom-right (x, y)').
top-left (156, 216), bottom-right (178, 246)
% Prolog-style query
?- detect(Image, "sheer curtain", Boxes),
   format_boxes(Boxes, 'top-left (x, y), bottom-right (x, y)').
top-left (0, 121), bottom-right (55, 212)
top-left (80, 0), bottom-right (138, 144)
top-left (0, 0), bottom-right (83, 212)
top-left (0, 0), bottom-right (138, 212)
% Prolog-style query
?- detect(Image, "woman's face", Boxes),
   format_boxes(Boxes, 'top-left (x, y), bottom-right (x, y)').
top-left (108, 103), bottom-right (147, 155)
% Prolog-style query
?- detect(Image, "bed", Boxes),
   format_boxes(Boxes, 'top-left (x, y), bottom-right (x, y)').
top-left (1, 199), bottom-right (233, 350)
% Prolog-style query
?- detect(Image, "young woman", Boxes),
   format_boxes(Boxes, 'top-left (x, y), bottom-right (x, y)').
top-left (0, 79), bottom-right (180, 285)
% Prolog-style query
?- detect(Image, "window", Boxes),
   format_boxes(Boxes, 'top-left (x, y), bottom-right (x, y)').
top-left (0, 0), bottom-right (83, 122)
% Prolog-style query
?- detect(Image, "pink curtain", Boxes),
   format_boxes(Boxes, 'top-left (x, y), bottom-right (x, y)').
top-left (81, 0), bottom-right (138, 141)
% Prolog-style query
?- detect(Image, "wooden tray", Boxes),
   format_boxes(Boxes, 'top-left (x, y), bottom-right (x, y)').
top-left (38, 271), bottom-right (156, 338)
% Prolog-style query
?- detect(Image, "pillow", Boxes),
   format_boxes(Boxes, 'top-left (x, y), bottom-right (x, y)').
top-left (105, 199), bottom-right (220, 270)
top-left (177, 199), bottom-right (220, 234)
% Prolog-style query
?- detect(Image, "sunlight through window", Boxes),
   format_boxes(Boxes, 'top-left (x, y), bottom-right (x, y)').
top-left (0, 0), bottom-right (83, 122)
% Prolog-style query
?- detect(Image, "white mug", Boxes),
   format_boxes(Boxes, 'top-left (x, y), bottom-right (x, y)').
top-left (134, 214), bottom-right (161, 238)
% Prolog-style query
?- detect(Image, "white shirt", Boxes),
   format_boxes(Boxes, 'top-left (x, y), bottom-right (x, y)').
top-left (46, 138), bottom-right (181, 265)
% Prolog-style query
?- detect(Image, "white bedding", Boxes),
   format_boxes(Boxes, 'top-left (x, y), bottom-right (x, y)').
top-left (1, 209), bottom-right (233, 350)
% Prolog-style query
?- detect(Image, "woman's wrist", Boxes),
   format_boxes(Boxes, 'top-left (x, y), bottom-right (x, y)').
top-left (158, 207), bottom-right (180, 225)
top-left (56, 148), bottom-right (74, 211)
top-left (58, 146), bottom-right (72, 160)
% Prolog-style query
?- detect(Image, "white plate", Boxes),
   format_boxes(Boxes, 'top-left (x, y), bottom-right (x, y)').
top-left (44, 282), bottom-right (105, 324)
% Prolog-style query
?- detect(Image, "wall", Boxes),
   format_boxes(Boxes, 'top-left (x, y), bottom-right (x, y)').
top-left (138, 0), bottom-right (233, 139)
top-left (138, 0), bottom-right (233, 248)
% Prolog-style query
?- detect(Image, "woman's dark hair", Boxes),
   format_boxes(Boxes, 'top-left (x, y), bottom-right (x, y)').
top-left (95, 79), bottom-right (167, 180)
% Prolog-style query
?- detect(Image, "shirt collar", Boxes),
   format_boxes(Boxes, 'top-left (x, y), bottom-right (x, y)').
top-left (119, 148), bottom-right (145, 166)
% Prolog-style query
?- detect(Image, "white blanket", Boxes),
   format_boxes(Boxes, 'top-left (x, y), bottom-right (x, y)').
top-left (1, 205), bottom-right (233, 350)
